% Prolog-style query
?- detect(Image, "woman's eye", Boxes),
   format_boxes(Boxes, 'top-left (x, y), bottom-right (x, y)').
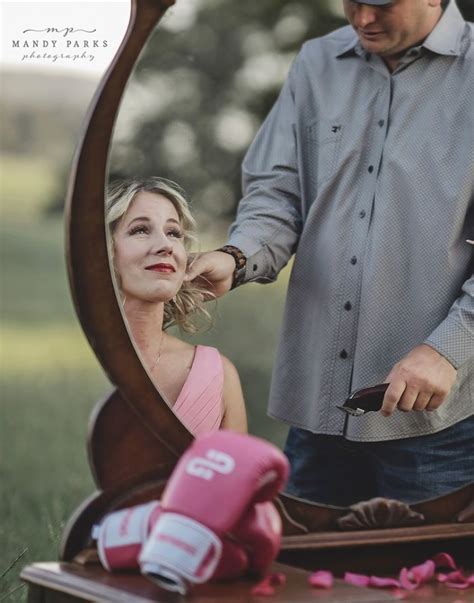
top-left (168, 229), bottom-right (183, 239)
top-left (129, 225), bottom-right (148, 235)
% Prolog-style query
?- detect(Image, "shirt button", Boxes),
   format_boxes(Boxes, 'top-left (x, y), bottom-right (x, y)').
top-left (350, 256), bottom-right (357, 265)
top-left (359, 210), bottom-right (366, 219)
top-left (253, 264), bottom-right (258, 271)
top-left (340, 350), bottom-right (348, 359)
top-left (344, 302), bottom-right (352, 311)
top-left (368, 165), bottom-right (374, 173)
top-left (378, 119), bottom-right (385, 127)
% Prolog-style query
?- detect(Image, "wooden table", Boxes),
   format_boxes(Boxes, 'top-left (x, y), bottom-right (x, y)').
top-left (21, 562), bottom-right (473, 603)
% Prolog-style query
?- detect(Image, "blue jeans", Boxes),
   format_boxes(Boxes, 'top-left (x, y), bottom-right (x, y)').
top-left (283, 415), bottom-right (474, 506)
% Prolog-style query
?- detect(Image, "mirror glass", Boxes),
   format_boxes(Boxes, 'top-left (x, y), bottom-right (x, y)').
top-left (106, 0), bottom-right (474, 506)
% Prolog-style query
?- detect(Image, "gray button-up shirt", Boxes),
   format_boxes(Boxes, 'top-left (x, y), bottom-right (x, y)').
top-left (228, 1), bottom-right (474, 441)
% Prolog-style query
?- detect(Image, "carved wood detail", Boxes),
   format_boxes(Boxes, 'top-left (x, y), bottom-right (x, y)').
top-left (336, 498), bottom-right (425, 530)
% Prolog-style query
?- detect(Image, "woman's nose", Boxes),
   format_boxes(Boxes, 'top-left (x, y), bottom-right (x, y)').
top-left (150, 234), bottom-right (173, 255)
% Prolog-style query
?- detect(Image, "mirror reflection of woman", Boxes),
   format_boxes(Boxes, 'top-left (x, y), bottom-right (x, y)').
top-left (107, 178), bottom-right (247, 435)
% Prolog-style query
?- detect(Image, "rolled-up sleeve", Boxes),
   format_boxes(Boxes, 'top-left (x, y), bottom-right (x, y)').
top-left (227, 59), bottom-right (303, 283)
top-left (425, 271), bottom-right (474, 369)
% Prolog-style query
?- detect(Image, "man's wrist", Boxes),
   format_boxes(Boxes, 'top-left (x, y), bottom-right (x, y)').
top-left (216, 245), bottom-right (247, 289)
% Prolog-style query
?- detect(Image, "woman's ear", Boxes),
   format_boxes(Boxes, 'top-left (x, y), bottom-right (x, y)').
top-left (186, 252), bottom-right (198, 269)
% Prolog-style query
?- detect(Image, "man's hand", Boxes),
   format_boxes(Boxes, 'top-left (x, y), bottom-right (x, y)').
top-left (185, 251), bottom-right (236, 298)
top-left (381, 344), bottom-right (457, 417)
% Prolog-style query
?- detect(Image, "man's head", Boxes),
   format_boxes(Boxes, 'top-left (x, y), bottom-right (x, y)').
top-left (343, 0), bottom-right (444, 65)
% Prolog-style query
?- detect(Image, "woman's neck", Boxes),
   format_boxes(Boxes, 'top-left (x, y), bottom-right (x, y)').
top-left (123, 298), bottom-right (165, 363)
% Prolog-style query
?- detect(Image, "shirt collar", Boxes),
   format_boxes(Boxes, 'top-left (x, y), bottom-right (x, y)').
top-left (423, 1), bottom-right (466, 57)
top-left (335, 30), bottom-right (360, 59)
top-left (335, 1), bottom-right (466, 60)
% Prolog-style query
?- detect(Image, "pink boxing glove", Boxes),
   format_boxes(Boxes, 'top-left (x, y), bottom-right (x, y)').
top-left (94, 501), bottom-right (161, 571)
top-left (94, 501), bottom-right (248, 578)
top-left (94, 500), bottom-right (282, 581)
top-left (232, 501), bottom-right (282, 577)
top-left (208, 501), bottom-right (282, 581)
top-left (139, 430), bottom-right (289, 594)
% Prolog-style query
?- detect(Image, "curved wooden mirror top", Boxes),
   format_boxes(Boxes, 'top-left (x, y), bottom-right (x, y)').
top-left (66, 0), bottom-right (192, 479)
top-left (62, 0), bottom-right (474, 573)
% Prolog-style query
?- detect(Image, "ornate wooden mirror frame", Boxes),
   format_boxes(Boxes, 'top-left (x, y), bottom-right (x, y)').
top-left (61, 0), bottom-right (474, 574)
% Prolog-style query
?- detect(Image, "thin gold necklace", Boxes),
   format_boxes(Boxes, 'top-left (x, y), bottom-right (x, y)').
top-left (150, 331), bottom-right (165, 373)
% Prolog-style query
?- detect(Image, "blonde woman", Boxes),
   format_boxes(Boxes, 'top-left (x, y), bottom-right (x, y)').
top-left (107, 177), bottom-right (247, 435)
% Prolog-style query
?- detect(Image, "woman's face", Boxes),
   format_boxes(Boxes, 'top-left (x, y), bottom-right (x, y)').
top-left (113, 191), bottom-right (188, 304)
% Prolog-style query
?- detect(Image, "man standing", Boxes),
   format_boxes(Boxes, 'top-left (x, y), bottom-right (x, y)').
top-left (187, 0), bottom-right (474, 505)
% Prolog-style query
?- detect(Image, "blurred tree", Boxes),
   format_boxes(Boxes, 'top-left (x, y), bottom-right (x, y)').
top-left (110, 0), bottom-right (474, 231)
top-left (110, 0), bottom-right (342, 230)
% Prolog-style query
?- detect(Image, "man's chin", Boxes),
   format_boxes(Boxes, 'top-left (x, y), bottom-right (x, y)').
top-left (359, 38), bottom-right (402, 59)
top-left (359, 38), bottom-right (388, 54)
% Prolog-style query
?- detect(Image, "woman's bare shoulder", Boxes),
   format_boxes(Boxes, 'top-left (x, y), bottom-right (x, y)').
top-left (219, 353), bottom-right (239, 376)
top-left (164, 333), bottom-right (195, 352)
top-left (163, 333), bottom-right (196, 367)
top-left (220, 353), bottom-right (247, 432)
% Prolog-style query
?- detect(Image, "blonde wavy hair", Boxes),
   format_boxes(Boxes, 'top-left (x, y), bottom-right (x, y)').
top-left (106, 177), bottom-right (213, 333)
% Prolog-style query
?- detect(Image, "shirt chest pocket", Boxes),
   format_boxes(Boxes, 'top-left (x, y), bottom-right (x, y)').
top-left (306, 119), bottom-right (343, 187)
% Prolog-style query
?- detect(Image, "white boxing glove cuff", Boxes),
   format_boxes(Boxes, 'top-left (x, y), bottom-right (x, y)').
top-left (94, 501), bottom-right (160, 572)
top-left (139, 513), bottom-right (223, 591)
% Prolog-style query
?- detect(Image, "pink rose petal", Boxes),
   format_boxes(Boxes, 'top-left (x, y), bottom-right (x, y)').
top-left (368, 576), bottom-right (401, 588)
top-left (308, 570), bottom-right (334, 589)
top-left (444, 581), bottom-right (471, 590)
top-left (344, 572), bottom-right (370, 587)
top-left (269, 572), bottom-right (286, 586)
top-left (438, 572), bottom-right (449, 583)
top-left (399, 567), bottom-right (422, 590)
top-left (444, 571), bottom-right (474, 590)
top-left (251, 578), bottom-right (275, 597)
top-left (397, 560), bottom-right (435, 591)
top-left (391, 588), bottom-right (408, 600)
top-left (322, 553), bottom-right (473, 595)
top-left (251, 574), bottom-right (286, 597)
top-left (433, 552), bottom-right (458, 570)
top-left (438, 569), bottom-right (464, 583)
top-left (432, 554), bottom-right (474, 590)
top-left (409, 560), bottom-right (435, 582)
top-left (251, 585), bottom-right (275, 596)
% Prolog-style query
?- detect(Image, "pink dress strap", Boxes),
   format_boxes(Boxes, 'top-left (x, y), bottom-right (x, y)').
top-left (173, 345), bottom-right (224, 437)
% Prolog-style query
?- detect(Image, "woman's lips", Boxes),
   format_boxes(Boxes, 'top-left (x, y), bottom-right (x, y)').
top-left (145, 263), bottom-right (176, 273)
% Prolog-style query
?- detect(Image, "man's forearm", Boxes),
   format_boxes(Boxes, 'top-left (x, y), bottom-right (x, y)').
top-left (424, 273), bottom-right (474, 369)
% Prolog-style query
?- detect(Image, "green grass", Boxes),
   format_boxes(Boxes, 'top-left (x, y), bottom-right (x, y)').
top-left (1, 213), bottom-right (290, 601)
top-left (0, 372), bottom-right (107, 601)
top-left (0, 218), bottom-right (109, 601)
top-left (0, 219), bottom-right (73, 326)
top-left (0, 155), bottom-right (59, 222)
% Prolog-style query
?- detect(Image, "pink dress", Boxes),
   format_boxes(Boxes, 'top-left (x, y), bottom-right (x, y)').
top-left (173, 345), bottom-right (224, 437)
